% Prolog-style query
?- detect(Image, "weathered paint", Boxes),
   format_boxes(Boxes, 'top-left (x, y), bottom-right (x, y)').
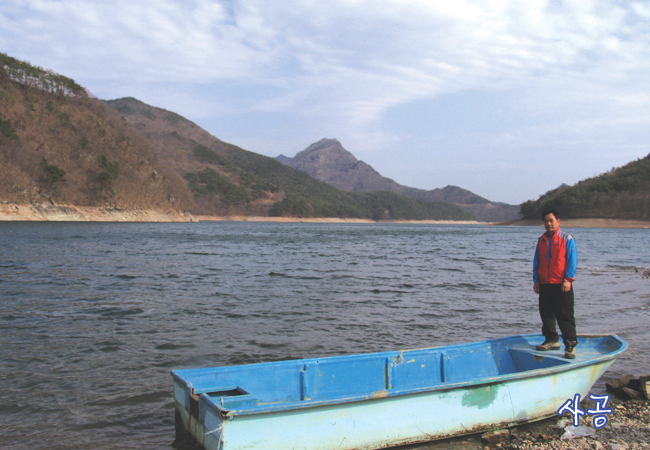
top-left (461, 384), bottom-right (498, 409)
top-left (172, 333), bottom-right (626, 450)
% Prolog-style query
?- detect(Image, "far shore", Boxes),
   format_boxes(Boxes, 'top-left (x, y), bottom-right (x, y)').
top-left (193, 215), bottom-right (480, 225)
top-left (1, 203), bottom-right (649, 228)
top-left (502, 218), bottom-right (650, 229)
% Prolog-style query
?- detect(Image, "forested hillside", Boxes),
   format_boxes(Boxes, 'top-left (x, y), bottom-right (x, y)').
top-left (0, 53), bottom-right (474, 221)
top-left (107, 97), bottom-right (475, 220)
top-left (520, 153), bottom-right (650, 220)
top-left (0, 53), bottom-right (194, 211)
top-left (6, 52), bottom-right (648, 223)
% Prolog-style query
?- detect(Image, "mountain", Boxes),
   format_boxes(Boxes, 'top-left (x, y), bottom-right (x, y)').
top-left (519, 154), bottom-right (650, 220)
top-left (284, 138), bottom-right (404, 192)
top-left (0, 53), bottom-right (193, 213)
top-left (274, 154), bottom-right (291, 165)
top-left (0, 52), bottom-right (474, 221)
top-left (279, 138), bottom-right (519, 222)
top-left (105, 97), bottom-right (475, 220)
top-left (7, 52), bottom-right (646, 223)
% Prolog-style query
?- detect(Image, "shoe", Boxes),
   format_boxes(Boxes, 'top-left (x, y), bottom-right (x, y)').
top-left (536, 340), bottom-right (560, 351)
top-left (565, 345), bottom-right (576, 359)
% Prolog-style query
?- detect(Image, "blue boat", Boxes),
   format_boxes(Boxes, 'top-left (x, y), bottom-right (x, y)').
top-left (171, 333), bottom-right (627, 450)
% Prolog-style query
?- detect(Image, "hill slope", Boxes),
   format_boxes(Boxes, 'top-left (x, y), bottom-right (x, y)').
top-left (106, 97), bottom-right (475, 220)
top-left (0, 52), bottom-right (473, 221)
top-left (0, 53), bottom-right (193, 212)
top-left (282, 138), bottom-right (519, 222)
top-left (519, 153), bottom-right (650, 220)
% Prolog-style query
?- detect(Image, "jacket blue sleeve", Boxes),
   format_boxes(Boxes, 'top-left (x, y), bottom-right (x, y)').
top-left (532, 243), bottom-right (540, 283)
top-left (565, 237), bottom-right (577, 280)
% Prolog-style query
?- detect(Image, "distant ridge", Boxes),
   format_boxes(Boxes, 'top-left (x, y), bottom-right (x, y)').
top-left (274, 155), bottom-right (291, 165)
top-left (0, 48), bottom-right (474, 222)
top-left (520, 153), bottom-right (650, 221)
top-left (5, 52), bottom-right (648, 223)
top-left (105, 97), bottom-right (475, 221)
top-left (279, 138), bottom-right (519, 222)
top-left (0, 54), bottom-right (194, 213)
top-left (285, 139), bottom-right (404, 192)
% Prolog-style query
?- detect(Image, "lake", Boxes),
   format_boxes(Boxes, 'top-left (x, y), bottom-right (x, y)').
top-left (1, 222), bottom-right (648, 449)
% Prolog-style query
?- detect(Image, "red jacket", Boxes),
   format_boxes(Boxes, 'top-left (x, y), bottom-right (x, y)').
top-left (533, 229), bottom-right (577, 284)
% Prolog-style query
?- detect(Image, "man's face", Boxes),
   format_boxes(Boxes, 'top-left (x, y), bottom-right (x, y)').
top-left (543, 213), bottom-right (560, 234)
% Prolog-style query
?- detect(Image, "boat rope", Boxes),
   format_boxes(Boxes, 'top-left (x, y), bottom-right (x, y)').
top-left (628, 347), bottom-right (650, 369)
top-left (206, 424), bottom-right (223, 435)
top-left (206, 424), bottom-right (224, 450)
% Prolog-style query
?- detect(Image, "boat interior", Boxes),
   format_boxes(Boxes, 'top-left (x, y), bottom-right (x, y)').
top-left (173, 334), bottom-right (623, 414)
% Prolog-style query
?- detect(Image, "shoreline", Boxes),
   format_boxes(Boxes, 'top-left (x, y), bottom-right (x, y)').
top-left (193, 215), bottom-right (480, 224)
top-left (0, 203), bottom-right (195, 222)
top-left (2, 203), bottom-right (649, 228)
top-left (502, 218), bottom-right (650, 229)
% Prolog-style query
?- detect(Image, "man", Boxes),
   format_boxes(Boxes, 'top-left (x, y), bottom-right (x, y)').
top-left (533, 209), bottom-right (578, 359)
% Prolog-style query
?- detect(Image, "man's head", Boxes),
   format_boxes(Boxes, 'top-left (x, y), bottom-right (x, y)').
top-left (542, 209), bottom-right (560, 234)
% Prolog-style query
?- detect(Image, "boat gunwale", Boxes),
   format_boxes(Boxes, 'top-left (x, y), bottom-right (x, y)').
top-left (172, 333), bottom-right (627, 417)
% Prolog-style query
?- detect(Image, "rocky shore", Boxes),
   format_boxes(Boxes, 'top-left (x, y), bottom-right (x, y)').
top-left (2, 202), bottom-right (650, 227)
top-left (485, 398), bottom-right (650, 450)
top-left (194, 215), bottom-right (479, 224)
top-left (0, 202), bottom-right (194, 222)
top-left (479, 375), bottom-right (650, 450)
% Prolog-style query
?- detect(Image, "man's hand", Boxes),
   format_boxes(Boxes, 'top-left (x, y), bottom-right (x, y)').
top-left (561, 279), bottom-right (572, 293)
top-left (533, 282), bottom-right (539, 294)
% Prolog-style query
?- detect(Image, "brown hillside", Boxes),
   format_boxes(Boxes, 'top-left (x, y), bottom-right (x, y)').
top-left (106, 98), bottom-right (476, 221)
top-left (106, 97), bottom-right (218, 171)
top-left (0, 54), bottom-right (490, 222)
top-left (0, 56), bottom-right (193, 211)
top-left (105, 97), bottom-right (283, 216)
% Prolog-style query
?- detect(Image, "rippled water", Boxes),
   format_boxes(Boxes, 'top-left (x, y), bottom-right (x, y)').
top-left (1, 222), bottom-right (649, 450)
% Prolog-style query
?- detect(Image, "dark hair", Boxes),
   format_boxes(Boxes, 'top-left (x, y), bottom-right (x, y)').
top-left (541, 209), bottom-right (560, 220)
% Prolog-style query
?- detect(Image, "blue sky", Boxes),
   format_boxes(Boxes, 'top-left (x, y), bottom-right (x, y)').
top-left (2, 0), bottom-right (650, 204)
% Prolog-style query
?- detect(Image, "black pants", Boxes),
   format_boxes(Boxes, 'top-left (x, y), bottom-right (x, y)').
top-left (538, 283), bottom-right (577, 346)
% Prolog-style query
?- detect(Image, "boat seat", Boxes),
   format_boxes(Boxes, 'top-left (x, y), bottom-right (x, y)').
top-left (508, 348), bottom-right (571, 372)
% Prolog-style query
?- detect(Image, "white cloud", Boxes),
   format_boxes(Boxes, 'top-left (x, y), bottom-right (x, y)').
top-left (2, 0), bottom-right (280, 82)
top-left (2, 0), bottom-right (650, 203)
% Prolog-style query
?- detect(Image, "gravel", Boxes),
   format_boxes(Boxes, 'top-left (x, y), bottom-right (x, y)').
top-left (491, 398), bottom-right (650, 450)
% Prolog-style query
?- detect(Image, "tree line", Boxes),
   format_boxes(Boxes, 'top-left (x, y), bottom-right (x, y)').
top-left (520, 153), bottom-right (650, 221)
top-left (0, 52), bottom-right (86, 98)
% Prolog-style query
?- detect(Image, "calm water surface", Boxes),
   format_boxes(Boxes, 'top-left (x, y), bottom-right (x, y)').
top-left (1, 222), bottom-right (649, 450)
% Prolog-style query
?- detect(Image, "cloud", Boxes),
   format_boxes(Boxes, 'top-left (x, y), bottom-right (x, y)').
top-left (2, 0), bottom-right (276, 81)
top-left (2, 0), bottom-right (650, 203)
top-left (240, 1), bottom-right (650, 126)
top-left (5, 1), bottom-right (649, 113)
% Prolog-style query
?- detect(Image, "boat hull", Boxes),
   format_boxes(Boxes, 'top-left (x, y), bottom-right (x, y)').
top-left (172, 334), bottom-right (626, 450)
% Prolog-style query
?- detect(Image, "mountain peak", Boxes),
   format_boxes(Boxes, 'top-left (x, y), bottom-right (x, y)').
top-left (297, 138), bottom-right (355, 164)
top-left (280, 139), bottom-right (520, 222)
top-left (282, 139), bottom-right (402, 193)
top-left (303, 138), bottom-right (343, 152)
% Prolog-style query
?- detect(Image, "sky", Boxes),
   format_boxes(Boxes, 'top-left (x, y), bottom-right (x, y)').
top-left (2, 0), bottom-right (650, 204)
